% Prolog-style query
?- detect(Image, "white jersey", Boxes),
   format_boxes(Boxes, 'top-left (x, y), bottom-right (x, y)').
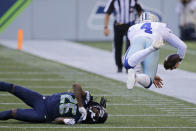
top-left (128, 22), bottom-right (187, 59)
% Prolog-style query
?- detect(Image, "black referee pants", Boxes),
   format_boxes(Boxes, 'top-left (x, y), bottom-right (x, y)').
top-left (113, 23), bottom-right (130, 71)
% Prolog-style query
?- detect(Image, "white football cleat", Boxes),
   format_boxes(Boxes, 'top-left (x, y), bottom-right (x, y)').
top-left (152, 40), bottom-right (164, 50)
top-left (126, 69), bottom-right (136, 89)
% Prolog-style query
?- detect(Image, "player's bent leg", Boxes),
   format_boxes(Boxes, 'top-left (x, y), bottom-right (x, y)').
top-left (124, 37), bottom-right (154, 69)
top-left (142, 49), bottom-right (159, 86)
top-left (126, 46), bottom-right (155, 67)
top-left (124, 58), bottom-right (135, 69)
top-left (13, 109), bottom-right (45, 123)
top-left (10, 84), bottom-right (43, 108)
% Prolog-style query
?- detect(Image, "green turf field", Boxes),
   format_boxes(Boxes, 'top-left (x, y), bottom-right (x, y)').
top-left (0, 45), bottom-right (196, 131)
top-left (79, 41), bottom-right (196, 72)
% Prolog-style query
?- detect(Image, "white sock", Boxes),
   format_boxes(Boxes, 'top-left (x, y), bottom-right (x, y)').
top-left (136, 73), bottom-right (152, 88)
top-left (128, 46), bottom-right (155, 67)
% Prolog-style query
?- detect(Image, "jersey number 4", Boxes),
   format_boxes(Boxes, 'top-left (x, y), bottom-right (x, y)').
top-left (141, 23), bottom-right (152, 34)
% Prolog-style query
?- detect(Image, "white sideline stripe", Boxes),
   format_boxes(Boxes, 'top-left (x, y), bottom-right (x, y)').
top-left (149, 104), bottom-right (185, 106)
top-left (133, 100), bottom-right (174, 102)
top-left (168, 111), bottom-right (196, 113)
top-left (165, 112), bottom-right (196, 114)
top-left (161, 109), bottom-right (196, 112)
top-left (156, 106), bottom-right (191, 108)
top-left (137, 102), bottom-right (180, 104)
top-left (109, 114), bottom-right (196, 117)
top-left (1, 126), bottom-right (196, 129)
top-left (108, 103), bottom-right (183, 106)
top-left (159, 108), bottom-right (196, 109)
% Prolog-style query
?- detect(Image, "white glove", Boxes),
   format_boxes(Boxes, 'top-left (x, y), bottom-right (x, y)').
top-left (79, 107), bottom-right (87, 120)
top-left (85, 91), bottom-right (91, 104)
top-left (63, 118), bottom-right (75, 125)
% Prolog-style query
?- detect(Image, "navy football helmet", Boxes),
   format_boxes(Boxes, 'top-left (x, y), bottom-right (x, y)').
top-left (83, 97), bottom-right (108, 124)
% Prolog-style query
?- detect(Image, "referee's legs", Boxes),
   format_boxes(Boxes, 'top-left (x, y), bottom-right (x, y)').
top-left (114, 25), bottom-right (124, 72)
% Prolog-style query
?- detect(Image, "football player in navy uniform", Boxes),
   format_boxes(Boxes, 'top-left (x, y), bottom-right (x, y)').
top-left (0, 81), bottom-right (108, 125)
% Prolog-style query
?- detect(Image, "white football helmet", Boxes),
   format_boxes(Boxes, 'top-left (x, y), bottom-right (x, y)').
top-left (140, 12), bottom-right (159, 23)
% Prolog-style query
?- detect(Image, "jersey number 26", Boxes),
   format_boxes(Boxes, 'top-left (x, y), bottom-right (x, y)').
top-left (59, 94), bottom-right (77, 115)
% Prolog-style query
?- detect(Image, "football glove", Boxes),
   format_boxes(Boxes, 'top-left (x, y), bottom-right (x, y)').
top-left (63, 118), bottom-right (75, 125)
top-left (79, 107), bottom-right (87, 120)
top-left (84, 91), bottom-right (91, 105)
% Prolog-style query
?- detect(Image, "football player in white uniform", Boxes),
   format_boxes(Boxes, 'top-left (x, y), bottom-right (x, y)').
top-left (124, 12), bottom-right (187, 89)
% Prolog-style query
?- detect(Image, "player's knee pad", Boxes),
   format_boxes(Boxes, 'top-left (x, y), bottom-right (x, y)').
top-left (136, 74), bottom-right (152, 88)
top-left (144, 79), bottom-right (152, 89)
top-left (124, 59), bottom-right (134, 69)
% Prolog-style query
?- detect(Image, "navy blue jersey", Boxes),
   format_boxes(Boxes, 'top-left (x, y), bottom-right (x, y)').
top-left (45, 92), bottom-right (92, 122)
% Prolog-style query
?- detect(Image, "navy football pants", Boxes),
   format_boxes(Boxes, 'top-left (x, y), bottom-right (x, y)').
top-left (0, 81), bottom-right (46, 122)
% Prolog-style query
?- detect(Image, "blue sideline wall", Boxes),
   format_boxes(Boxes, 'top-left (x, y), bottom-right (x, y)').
top-left (0, 0), bottom-right (179, 41)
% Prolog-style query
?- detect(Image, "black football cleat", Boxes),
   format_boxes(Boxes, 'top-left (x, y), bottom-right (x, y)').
top-left (117, 67), bottom-right (122, 73)
top-left (0, 81), bottom-right (13, 92)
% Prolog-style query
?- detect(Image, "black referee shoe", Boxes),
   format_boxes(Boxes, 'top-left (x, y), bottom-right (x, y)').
top-left (117, 67), bottom-right (122, 73)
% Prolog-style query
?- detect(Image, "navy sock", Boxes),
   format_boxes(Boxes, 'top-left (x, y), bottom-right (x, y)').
top-left (0, 110), bottom-right (12, 120)
top-left (0, 81), bottom-right (13, 92)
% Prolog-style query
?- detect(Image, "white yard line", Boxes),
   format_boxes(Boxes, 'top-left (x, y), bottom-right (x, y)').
top-left (0, 126), bottom-right (196, 129)
top-left (159, 108), bottom-right (196, 109)
top-left (161, 109), bottom-right (196, 112)
top-left (133, 100), bottom-right (174, 102)
top-left (109, 114), bottom-right (196, 117)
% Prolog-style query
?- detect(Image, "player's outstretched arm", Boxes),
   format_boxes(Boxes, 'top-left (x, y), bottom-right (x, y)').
top-left (163, 29), bottom-right (187, 59)
top-left (72, 83), bottom-right (86, 107)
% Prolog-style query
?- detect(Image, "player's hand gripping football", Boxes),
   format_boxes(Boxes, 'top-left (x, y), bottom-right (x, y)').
top-left (153, 76), bottom-right (163, 88)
